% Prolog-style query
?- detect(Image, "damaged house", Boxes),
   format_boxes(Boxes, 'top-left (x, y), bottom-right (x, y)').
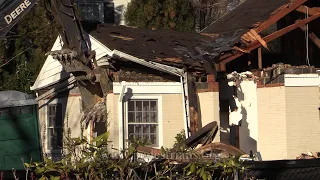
top-left (31, 0), bottom-right (320, 161)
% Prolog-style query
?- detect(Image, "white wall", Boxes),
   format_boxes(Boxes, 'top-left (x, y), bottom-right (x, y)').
top-left (112, 82), bottom-right (185, 151)
top-left (237, 80), bottom-right (258, 154)
top-left (198, 92), bottom-right (220, 142)
top-left (257, 86), bottom-right (287, 160)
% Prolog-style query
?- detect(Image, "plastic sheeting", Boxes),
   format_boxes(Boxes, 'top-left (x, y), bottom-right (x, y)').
top-left (0, 90), bottom-right (37, 108)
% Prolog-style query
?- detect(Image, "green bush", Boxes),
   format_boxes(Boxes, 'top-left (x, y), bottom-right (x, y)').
top-left (124, 0), bottom-right (195, 32)
top-left (20, 129), bottom-right (252, 180)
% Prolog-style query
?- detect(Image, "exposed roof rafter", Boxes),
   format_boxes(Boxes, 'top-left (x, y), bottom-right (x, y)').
top-left (220, 12), bottom-right (320, 64)
top-left (300, 25), bottom-right (320, 49)
top-left (254, 0), bottom-right (309, 33)
top-left (296, 5), bottom-right (320, 16)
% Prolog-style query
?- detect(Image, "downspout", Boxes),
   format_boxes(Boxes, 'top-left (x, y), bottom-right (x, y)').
top-left (111, 50), bottom-right (191, 139)
top-left (118, 81), bottom-right (127, 152)
top-left (181, 72), bottom-right (191, 138)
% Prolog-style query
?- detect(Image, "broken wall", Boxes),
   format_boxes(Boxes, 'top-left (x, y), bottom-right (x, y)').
top-left (219, 68), bottom-right (320, 160)
top-left (237, 80), bottom-right (258, 154)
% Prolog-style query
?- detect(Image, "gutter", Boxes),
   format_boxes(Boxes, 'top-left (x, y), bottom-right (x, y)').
top-left (111, 50), bottom-right (183, 76)
top-left (118, 81), bottom-right (127, 151)
top-left (181, 73), bottom-right (191, 138)
top-left (111, 49), bottom-right (191, 138)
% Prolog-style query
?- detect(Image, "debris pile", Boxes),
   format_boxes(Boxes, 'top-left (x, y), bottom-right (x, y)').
top-left (296, 151), bottom-right (320, 159)
top-left (226, 71), bottom-right (259, 87)
top-left (227, 71), bottom-right (259, 82)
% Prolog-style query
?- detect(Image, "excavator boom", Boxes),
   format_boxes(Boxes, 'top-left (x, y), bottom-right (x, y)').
top-left (0, 0), bottom-right (109, 120)
top-left (0, 0), bottom-right (37, 36)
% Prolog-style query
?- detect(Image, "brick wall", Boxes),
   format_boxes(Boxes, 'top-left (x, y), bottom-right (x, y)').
top-left (285, 86), bottom-right (320, 159)
top-left (257, 86), bottom-right (288, 160)
top-left (256, 85), bottom-right (320, 160)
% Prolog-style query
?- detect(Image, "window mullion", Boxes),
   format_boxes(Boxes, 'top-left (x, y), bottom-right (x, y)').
top-left (148, 101), bottom-right (151, 140)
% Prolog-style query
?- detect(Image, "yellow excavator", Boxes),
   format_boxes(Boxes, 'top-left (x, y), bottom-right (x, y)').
top-left (0, 0), bottom-right (110, 120)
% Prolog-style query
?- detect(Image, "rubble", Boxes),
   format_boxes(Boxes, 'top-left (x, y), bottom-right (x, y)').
top-left (296, 151), bottom-right (320, 159)
top-left (226, 63), bottom-right (318, 86)
top-left (226, 71), bottom-right (259, 82)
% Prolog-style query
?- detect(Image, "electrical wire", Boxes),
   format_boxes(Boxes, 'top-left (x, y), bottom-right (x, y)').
top-left (305, 6), bottom-right (310, 66)
top-left (0, 75), bottom-right (16, 89)
top-left (0, 23), bottom-right (53, 39)
top-left (0, 45), bottom-right (34, 68)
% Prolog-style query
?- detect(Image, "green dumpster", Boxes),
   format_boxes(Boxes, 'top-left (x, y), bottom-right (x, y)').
top-left (0, 91), bottom-right (42, 170)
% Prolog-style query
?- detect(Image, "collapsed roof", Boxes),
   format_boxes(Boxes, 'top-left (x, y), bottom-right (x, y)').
top-left (90, 0), bottom-right (295, 72)
top-left (90, 24), bottom-right (219, 71)
top-left (32, 0), bottom-right (313, 92)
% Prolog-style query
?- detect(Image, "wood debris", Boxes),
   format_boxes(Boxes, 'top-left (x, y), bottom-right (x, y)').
top-left (241, 29), bottom-right (269, 49)
top-left (296, 151), bottom-right (320, 159)
top-left (232, 46), bottom-right (250, 53)
top-left (109, 34), bottom-right (134, 41)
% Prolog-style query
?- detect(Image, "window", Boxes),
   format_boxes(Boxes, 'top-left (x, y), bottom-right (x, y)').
top-left (127, 100), bottom-right (159, 147)
top-left (78, 2), bottom-right (103, 22)
top-left (47, 104), bottom-right (63, 151)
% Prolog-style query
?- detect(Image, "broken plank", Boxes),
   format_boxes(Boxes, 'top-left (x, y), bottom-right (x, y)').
top-left (185, 121), bottom-right (218, 148)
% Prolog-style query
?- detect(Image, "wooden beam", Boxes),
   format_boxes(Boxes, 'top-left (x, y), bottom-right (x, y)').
top-left (220, 13), bottom-right (320, 64)
top-left (296, 5), bottom-right (320, 16)
top-left (187, 73), bottom-right (199, 135)
top-left (219, 63), bottom-right (226, 71)
top-left (254, 0), bottom-right (309, 33)
top-left (309, 33), bottom-right (320, 49)
top-left (258, 47), bottom-right (262, 69)
top-left (300, 26), bottom-right (320, 49)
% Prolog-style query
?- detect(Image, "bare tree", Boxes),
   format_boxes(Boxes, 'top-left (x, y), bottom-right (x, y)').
top-left (190, 0), bottom-right (242, 32)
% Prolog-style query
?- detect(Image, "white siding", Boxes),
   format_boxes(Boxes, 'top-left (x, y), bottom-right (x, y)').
top-left (31, 35), bottom-right (112, 91)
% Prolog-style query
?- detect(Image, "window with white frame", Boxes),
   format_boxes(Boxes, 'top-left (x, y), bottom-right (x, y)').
top-left (47, 104), bottom-right (63, 151)
top-left (127, 99), bottom-right (159, 147)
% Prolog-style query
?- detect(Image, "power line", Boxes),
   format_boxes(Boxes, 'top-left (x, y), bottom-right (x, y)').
top-left (0, 45), bottom-right (34, 68)
top-left (0, 23), bottom-right (53, 39)
top-left (0, 75), bottom-right (16, 89)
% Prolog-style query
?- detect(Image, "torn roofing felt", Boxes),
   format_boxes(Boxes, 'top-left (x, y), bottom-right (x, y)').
top-left (90, 24), bottom-right (220, 71)
top-left (89, 0), bottom-right (292, 71)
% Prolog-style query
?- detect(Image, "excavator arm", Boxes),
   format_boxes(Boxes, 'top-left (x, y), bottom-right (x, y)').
top-left (0, 0), bottom-right (37, 36)
top-left (0, 0), bottom-right (109, 120)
